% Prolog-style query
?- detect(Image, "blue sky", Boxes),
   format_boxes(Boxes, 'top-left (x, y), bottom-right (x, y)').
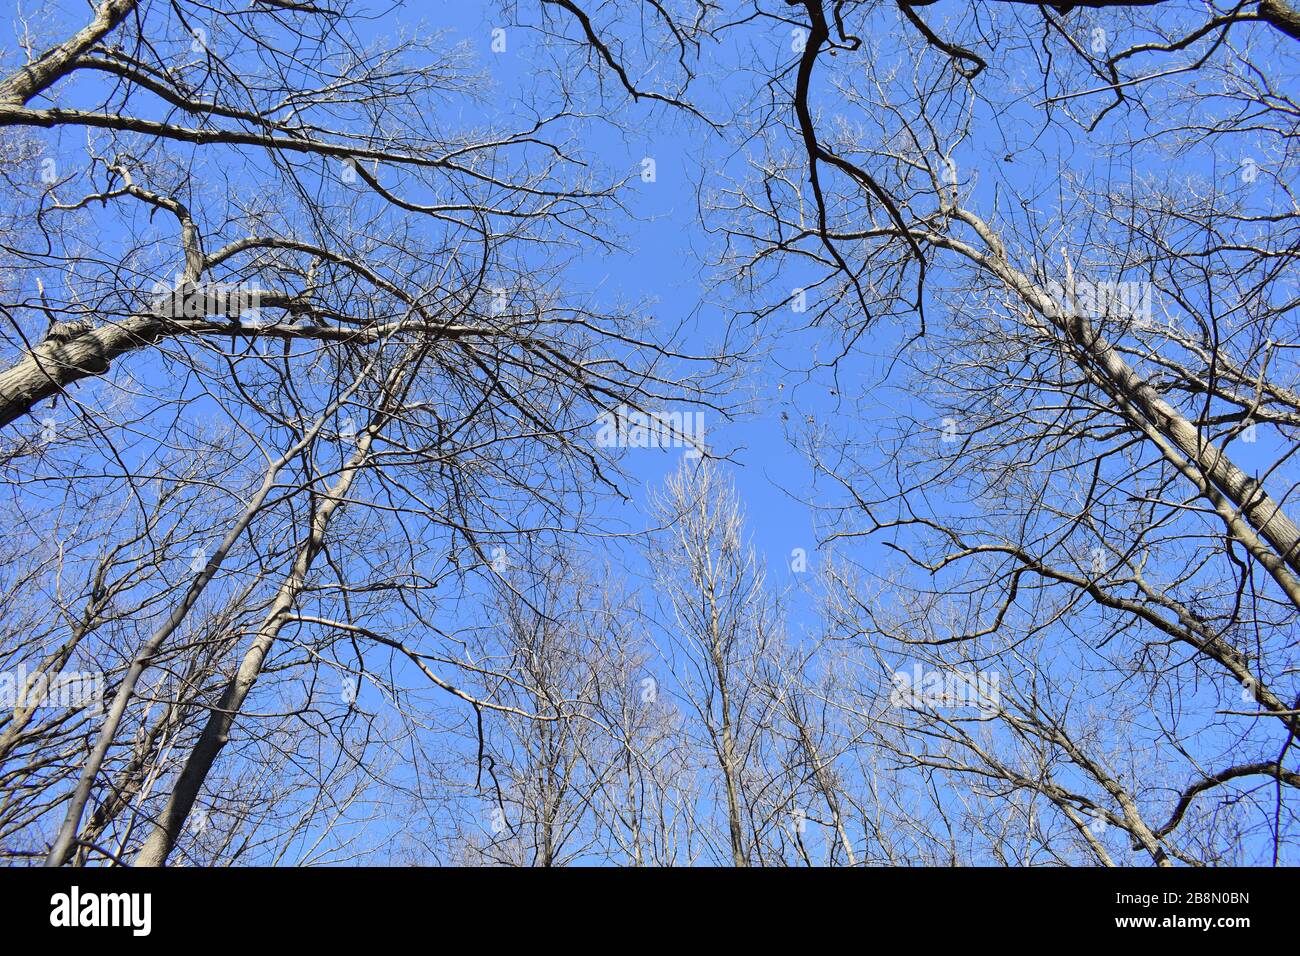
top-left (6, 0), bottom-right (1298, 864)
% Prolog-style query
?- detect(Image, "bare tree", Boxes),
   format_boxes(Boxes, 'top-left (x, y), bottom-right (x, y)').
top-left (701, 0), bottom-right (1300, 864)
top-left (0, 0), bottom-right (727, 867)
top-left (645, 459), bottom-right (794, 866)
top-left (7, 0), bottom-right (1300, 869)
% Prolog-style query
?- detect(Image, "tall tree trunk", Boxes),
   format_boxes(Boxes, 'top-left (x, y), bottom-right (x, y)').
top-left (132, 422), bottom-right (381, 866)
